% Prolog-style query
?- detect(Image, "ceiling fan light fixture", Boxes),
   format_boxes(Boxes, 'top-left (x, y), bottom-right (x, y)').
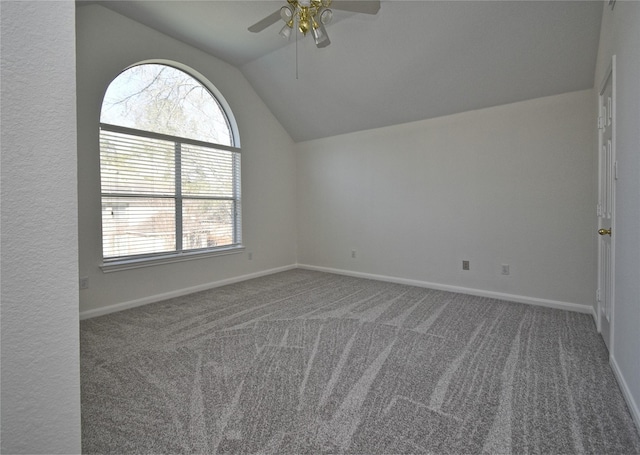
top-left (279, 21), bottom-right (293, 39)
top-left (311, 19), bottom-right (322, 40)
top-left (319, 8), bottom-right (333, 25)
top-left (280, 5), bottom-right (294, 22)
top-left (312, 20), bottom-right (330, 48)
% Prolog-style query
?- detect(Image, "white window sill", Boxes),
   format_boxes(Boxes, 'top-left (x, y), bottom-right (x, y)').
top-left (100, 245), bottom-right (245, 273)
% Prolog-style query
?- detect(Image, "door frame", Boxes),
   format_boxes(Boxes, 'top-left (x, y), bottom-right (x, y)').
top-left (596, 55), bottom-right (616, 354)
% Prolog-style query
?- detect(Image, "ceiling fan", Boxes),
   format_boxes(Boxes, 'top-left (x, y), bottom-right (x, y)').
top-left (248, 0), bottom-right (381, 48)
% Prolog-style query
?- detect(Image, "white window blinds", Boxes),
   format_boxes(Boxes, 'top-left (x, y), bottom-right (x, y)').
top-left (100, 125), bottom-right (241, 261)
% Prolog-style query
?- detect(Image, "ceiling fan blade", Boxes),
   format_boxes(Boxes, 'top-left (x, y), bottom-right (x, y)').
top-left (331, 1), bottom-right (380, 15)
top-left (248, 10), bottom-right (281, 33)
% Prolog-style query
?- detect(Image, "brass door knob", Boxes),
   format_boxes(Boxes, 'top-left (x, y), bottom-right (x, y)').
top-left (598, 228), bottom-right (612, 236)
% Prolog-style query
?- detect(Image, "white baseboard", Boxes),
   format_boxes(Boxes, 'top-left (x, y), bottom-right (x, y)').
top-left (80, 262), bottom-right (594, 319)
top-left (79, 264), bottom-right (297, 320)
top-left (297, 264), bottom-right (593, 314)
top-left (610, 355), bottom-right (640, 432)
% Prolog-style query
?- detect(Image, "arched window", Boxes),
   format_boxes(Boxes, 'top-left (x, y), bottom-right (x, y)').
top-left (100, 63), bottom-right (241, 266)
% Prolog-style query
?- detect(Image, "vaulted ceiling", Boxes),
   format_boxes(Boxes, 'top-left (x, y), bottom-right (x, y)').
top-left (90, 1), bottom-right (603, 142)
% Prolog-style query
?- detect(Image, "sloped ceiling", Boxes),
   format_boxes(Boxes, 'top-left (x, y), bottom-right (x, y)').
top-left (89, 1), bottom-right (603, 142)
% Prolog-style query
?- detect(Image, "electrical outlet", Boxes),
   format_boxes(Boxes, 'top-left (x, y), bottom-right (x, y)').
top-left (248, 252), bottom-right (253, 260)
top-left (351, 249), bottom-right (357, 259)
top-left (462, 260), bottom-right (470, 271)
top-left (501, 264), bottom-right (510, 275)
top-left (79, 277), bottom-right (89, 290)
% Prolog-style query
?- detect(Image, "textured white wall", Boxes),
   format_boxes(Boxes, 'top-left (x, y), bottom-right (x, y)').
top-left (297, 90), bottom-right (596, 309)
top-left (594, 1), bottom-right (640, 427)
top-left (76, 5), bottom-right (297, 314)
top-left (0, 1), bottom-right (81, 453)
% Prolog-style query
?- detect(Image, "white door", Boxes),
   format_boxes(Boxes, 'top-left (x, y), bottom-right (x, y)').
top-left (597, 56), bottom-right (616, 353)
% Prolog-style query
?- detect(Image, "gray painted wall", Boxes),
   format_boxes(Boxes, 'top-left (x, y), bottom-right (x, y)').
top-left (297, 90), bottom-right (597, 311)
top-left (0, 1), bottom-right (81, 453)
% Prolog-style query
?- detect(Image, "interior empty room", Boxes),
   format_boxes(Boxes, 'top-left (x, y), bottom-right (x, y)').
top-left (1, 1), bottom-right (639, 453)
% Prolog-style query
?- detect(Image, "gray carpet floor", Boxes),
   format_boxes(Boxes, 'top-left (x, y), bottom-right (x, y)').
top-left (81, 269), bottom-right (640, 454)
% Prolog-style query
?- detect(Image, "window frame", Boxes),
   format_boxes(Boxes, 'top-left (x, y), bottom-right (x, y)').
top-left (99, 63), bottom-right (243, 272)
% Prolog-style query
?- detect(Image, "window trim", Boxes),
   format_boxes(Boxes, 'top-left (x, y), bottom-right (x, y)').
top-left (100, 245), bottom-right (245, 273)
top-left (100, 123), bottom-right (241, 154)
